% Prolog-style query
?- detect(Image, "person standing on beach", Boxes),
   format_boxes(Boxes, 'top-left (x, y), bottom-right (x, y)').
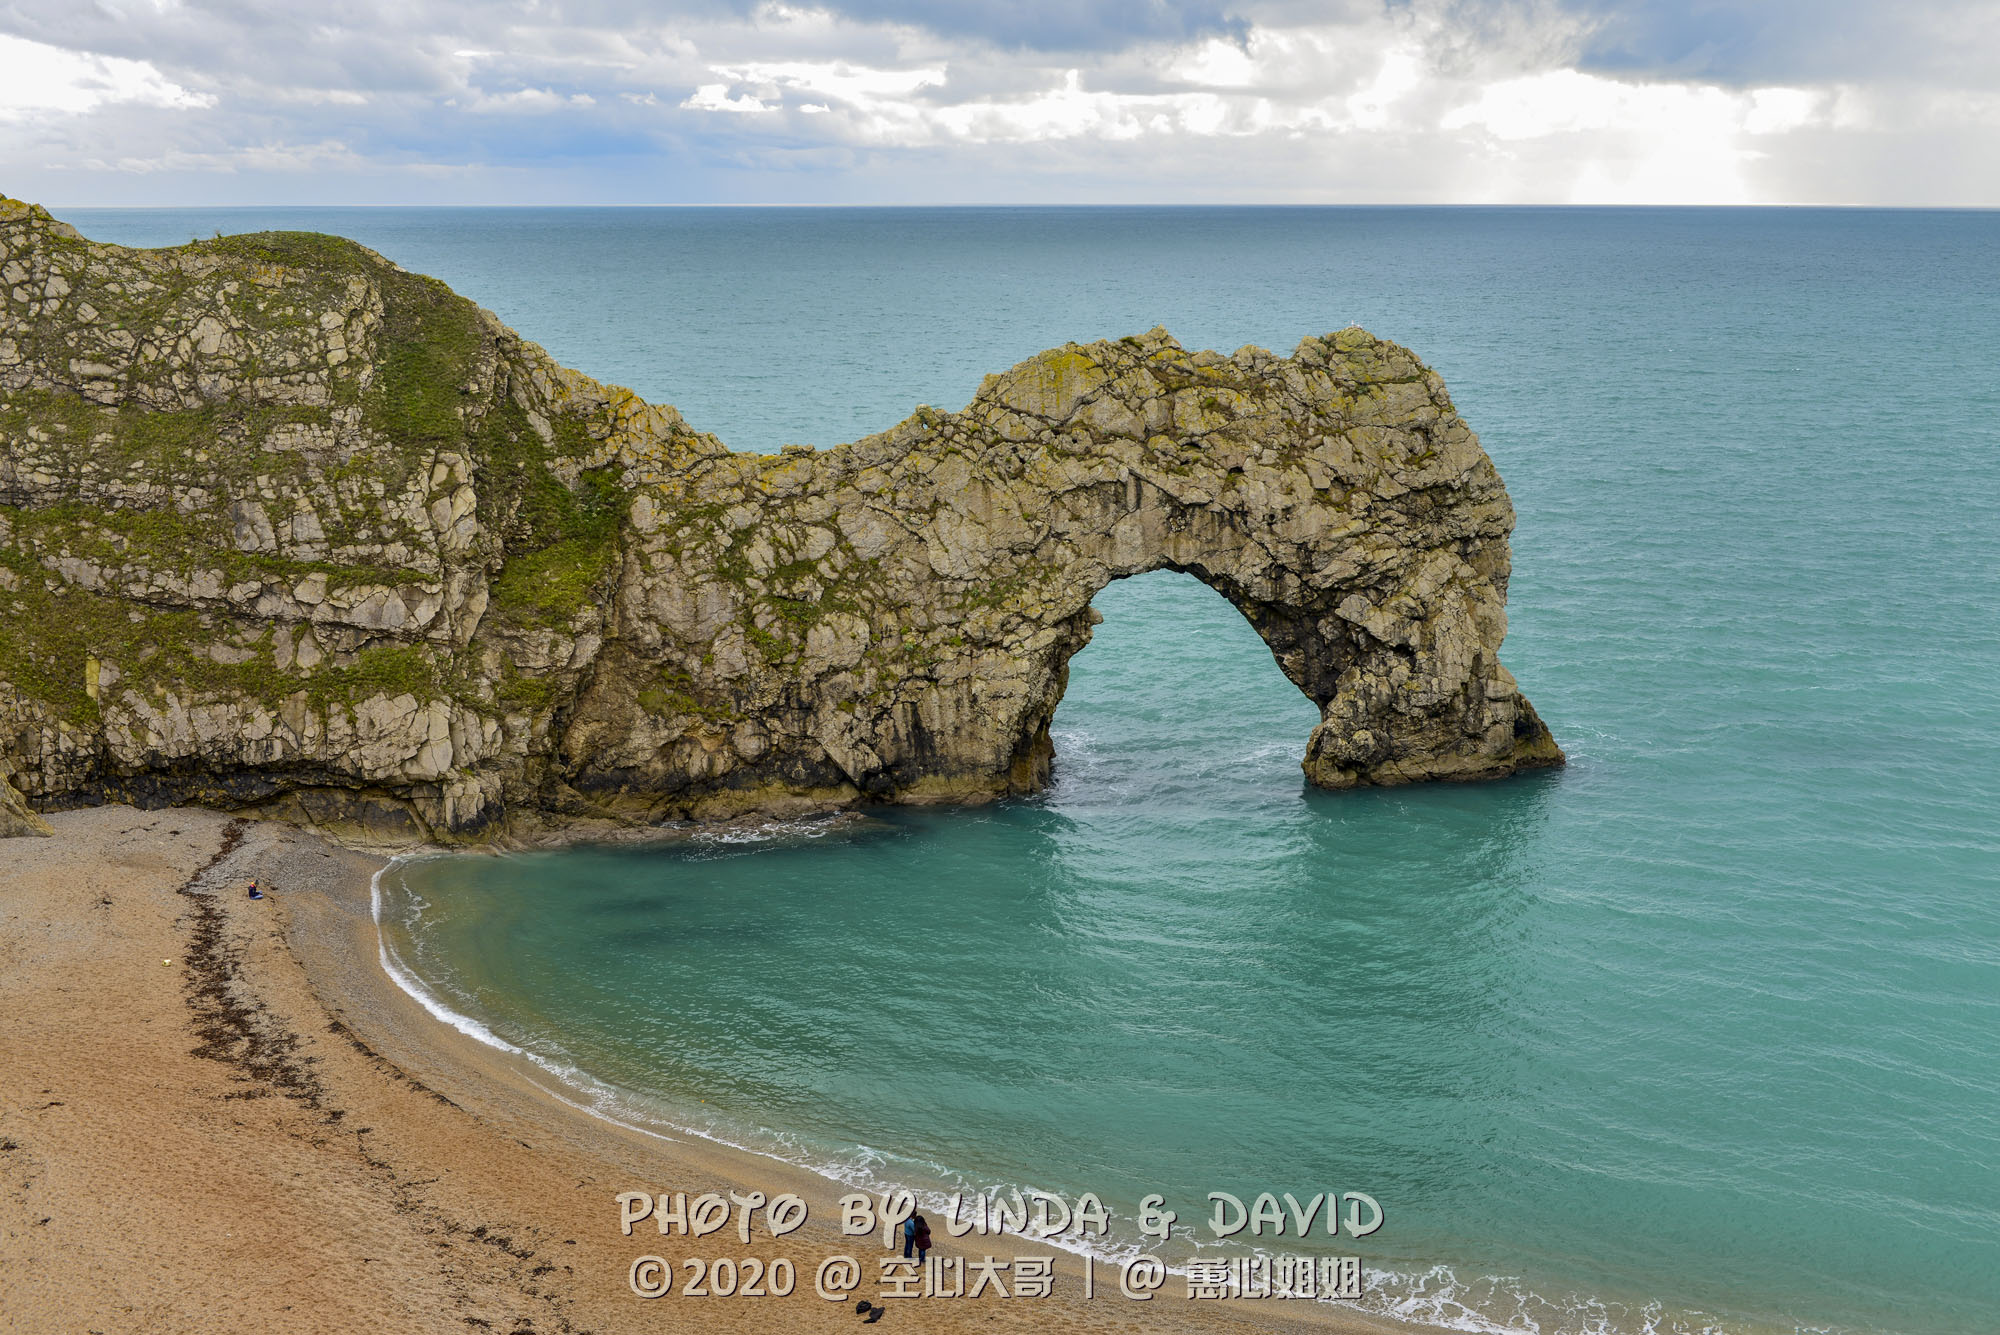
top-left (902, 1213), bottom-right (918, 1258)
top-left (913, 1214), bottom-right (932, 1265)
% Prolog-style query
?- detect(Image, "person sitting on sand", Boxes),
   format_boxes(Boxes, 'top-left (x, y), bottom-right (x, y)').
top-left (247, 880), bottom-right (263, 900)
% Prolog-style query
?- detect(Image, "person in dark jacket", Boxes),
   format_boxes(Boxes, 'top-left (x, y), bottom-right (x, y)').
top-left (912, 1214), bottom-right (932, 1264)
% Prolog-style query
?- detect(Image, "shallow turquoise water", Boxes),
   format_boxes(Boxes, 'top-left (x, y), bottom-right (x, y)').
top-left (77, 207), bottom-right (2000, 1334)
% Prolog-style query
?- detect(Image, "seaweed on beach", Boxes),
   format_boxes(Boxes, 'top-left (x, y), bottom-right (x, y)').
top-left (174, 818), bottom-right (333, 1113)
top-left (326, 1016), bottom-right (462, 1111)
top-left (165, 821), bottom-right (596, 1333)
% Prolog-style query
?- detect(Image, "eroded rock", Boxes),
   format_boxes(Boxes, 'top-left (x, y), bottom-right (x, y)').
top-left (0, 194), bottom-right (1560, 839)
top-left (0, 757), bottom-right (52, 837)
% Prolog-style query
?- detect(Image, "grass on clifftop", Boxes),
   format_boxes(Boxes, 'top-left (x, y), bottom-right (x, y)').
top-left (201, 229), bottom-right (487, 453)
top-left (367, 267), bottom-right (485, 449)
top-left (2, 215), bottom-right (628, 717)
top-left (198, 230), bottom-right (377, 273)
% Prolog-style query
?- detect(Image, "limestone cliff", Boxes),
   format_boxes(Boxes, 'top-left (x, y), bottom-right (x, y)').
top-left (1, 756), bottom-right (51, 836)
top-left (0, 196), bottom-right (1561, 839)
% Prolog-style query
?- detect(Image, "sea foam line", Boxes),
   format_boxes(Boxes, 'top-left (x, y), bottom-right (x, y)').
top-left (367, 856), bottom-right (1784, 1335)
top-left (369, 853), bottom-right (916, 1172)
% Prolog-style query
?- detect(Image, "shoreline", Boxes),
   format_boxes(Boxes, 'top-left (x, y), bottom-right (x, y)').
top-left (358, 839), bottom-right (1800, 1335)
top-left (2, 805), bottom-right (1411, 1334)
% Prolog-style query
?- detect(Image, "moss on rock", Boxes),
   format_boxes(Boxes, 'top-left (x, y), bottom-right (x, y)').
top-left (0, 197), bottom-right (1559, 839)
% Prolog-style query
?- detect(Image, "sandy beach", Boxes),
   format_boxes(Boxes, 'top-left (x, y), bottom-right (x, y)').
top-left (1, 807), bottom-right (1413, 1335)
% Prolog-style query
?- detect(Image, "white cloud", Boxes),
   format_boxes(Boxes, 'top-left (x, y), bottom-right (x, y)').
top-left (77, 140), bottom-right (368, 176)
top-left (1445, 69), bottom-right (1734, 140)
top-left (458, 87), bottom-right (600, 113)
top-left (1436, 68), bottom-right (1851, 202)
top-left (1744, 87), bottom-right (1828, 136)
top-left (664, 7), bottom-right (1838, 198)
top-left (0, 32), bottom-right (212, 118)
top-left (0, 2), bottom-right (1995, 204)
top-left (1171, 38), bottom-right (1260, 88)
top-left (1344, 44), bottom-right (1424, 131)
top-left (682, 83), bottom-right (777, 114)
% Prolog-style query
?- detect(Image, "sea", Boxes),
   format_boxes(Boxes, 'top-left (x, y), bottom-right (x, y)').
top-left (70, 206), bottom-right (2000, 1335)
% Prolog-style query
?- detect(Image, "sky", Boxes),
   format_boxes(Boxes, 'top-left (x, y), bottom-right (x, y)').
top-left (1, 1), bottom-right (1996, 206)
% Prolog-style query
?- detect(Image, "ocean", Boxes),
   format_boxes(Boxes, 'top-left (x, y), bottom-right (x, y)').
top-left (71, 205), bottom-right (2000, 1335)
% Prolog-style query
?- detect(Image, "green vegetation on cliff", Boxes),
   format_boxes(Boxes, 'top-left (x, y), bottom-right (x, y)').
top-left (1, 194), bottom-right (1558, 839)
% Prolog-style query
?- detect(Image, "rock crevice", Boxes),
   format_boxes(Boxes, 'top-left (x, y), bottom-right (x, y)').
top-left (0, 196), bottom-right (1561, 838)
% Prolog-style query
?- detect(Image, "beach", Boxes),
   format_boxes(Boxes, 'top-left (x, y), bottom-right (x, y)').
top-left (6, 203), bottom-right (1997, 1335)
top-left (0, 806), bottom-right (1407, 1335)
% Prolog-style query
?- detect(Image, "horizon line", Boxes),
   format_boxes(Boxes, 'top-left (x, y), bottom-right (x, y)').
top-left (45, 200), bottom-right (2000, 212)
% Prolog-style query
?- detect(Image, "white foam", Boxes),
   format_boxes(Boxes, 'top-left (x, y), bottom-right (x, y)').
top-left (691, 813), bottom-right (848, 846)
top-left (371, 854), bottom-right (880, 1168)
top-left (369, 867), bottom-right (1176, 1268)
top-left (367, 857), bottom-right (1810, 1335)
top-left (372, 854), bottom-right (538, 1065)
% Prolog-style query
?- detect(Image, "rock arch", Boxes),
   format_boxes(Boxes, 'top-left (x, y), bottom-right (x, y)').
top-left (567, 325), bottom-right (1562, 817)
top-left (0, 198), bottom-right (1558, 837)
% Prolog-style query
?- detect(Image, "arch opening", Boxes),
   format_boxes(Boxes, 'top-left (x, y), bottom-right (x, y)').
top-left (1044, 569), bottom-right (1324, 799)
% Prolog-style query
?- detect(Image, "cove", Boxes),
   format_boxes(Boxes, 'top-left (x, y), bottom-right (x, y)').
top-left (193, 202), bottom-right (2000, 1335)
top-left (377, 570), bottom-right (1806, 1335)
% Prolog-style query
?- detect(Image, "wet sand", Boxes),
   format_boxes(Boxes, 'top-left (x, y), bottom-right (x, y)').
top-left (1, 806), bottom-right (1413, 1335)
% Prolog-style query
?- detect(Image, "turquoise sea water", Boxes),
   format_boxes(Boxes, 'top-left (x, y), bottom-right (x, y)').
top-left (75, 207), bottom-right (2000, 1334)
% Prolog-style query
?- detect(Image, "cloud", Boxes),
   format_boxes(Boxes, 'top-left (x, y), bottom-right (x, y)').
top-left (1558, 0), bottom-right (2000, 85)
top-left (0, 31), bottom-right (213, 119)
top-left (0, 1), bottom-right (1994, 205)
top-left (815, 0), bottom-right (1245, 53)
top-left (682, 82), bottom-right (777, 113)
top-left (1440, 68), bottom-right (1829, 142)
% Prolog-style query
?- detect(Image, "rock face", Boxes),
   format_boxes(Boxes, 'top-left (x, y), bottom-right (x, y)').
top-left (1, 758), bottom-right (51, 837)
top-left (0, 196), bottom-right (1561, 839)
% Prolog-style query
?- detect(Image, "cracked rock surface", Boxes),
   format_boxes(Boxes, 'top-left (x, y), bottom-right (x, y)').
top-left (0, 196), bottom-right (1561, 840)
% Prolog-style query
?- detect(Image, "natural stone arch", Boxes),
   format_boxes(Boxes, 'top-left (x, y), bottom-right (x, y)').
top-left (567, 325), bottom-right (1562, 817)
top-left (0, 198), bottom-right (1558, 838)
